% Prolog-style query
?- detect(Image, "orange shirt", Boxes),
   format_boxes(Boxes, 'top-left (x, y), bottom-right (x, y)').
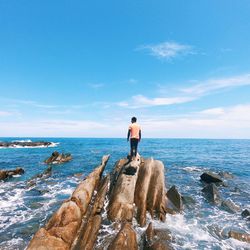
top-left (129, 123), bottom-right (141, 139)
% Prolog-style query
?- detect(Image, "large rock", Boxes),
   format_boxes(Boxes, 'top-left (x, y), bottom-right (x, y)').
top-left (228, 230), bottom-right (250, 243)
top-left (143, 222), bottom-right (173, 250)
top-left (27, 155), bottom-right (109, 250)
top-left (0, 167), bottom-right (24, 181)
top-left (134, 158), bottom-right (166, 226)
top-left (218, 171), bottom-right (234, 179)
top-left (107, 223), bottom-right (138, 250)
top-left (200, 172), bottom-right (223, 184)
top-left (44, 151), bottom-right (72, 164)
top-left (241, 209), bottom-right (250, 219)
top-left (202, 183), bottom-right (221, 205)
top-left (0, 141), bottom-right (53, 148)
top-left (166, 185), bottom-right (183, 212)
top-left (108, 157), bottom-right (140, 222)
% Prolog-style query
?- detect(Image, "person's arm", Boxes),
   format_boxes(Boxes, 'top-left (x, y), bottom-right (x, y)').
top-left (139, 129), bottom-right (141, 141)
top-left (127, 129), bottom-right (131, 141)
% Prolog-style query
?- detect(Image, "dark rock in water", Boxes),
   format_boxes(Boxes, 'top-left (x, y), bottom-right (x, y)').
top-left (218, 171), bottom-right (234, 179)
top-left (200, 172), bottom-right (223, 185)
top-left (202, 183), bottom-right (221, 205)
top-left (241, 209), bottom-right (250, 218)
top-left (44, 151), bottom-right (72, 164)
top-left (143, 222), bottom-right (173, 250)
top-left (0, 167), bottom-right (24, 181)
top-left (228, 230), bottom-right (250, 243)
top-left (0, 141), bottom-right (53, 148)
top-left (221, 199), bottom-right (240, 213)
top-left (166, 185), bottom-right (183, 211)
top-left (26, 166), bottom-right (52, 188)
top-left (181, 195), bottom-right (196, 208)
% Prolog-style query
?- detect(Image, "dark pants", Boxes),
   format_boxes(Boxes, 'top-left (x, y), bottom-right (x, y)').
top-left (130, 138), bottom-right (139, 158)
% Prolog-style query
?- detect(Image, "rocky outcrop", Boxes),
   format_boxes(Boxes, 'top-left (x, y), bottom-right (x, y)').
top-left (107, 223), bottom-right (138, 250)
top-left (44, 151), bottom-right (72, 164)
top-left (241, 209), bottom-right (250, 219)
top-left (221, 199), bottom-right (240, 213)
top-left (143, 222), bottom-right (173, 250)
top-left (0, 167), bottom-right (24, 181)
top-left (218, 171), bottom-right (234, 179)
top-left (27, 155), bottom-right (109, 250)
top-left (0, 141), bottom-right (53, 148)
top-left (166, 185), bottom-right (183, 212)
top-left (228, 230), bottom-right (250, 243)
top-left (202, 183), bottom-right (221, 205)
top-left (134, 158), bottom-right (166, 226)
top-left (200, 172), bottom-right (223, 185)
top-left (26, 166), bottom-right (52, 187)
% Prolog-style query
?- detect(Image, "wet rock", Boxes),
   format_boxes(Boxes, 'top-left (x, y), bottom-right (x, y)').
top-left (0, 167), bottom-right (24, 181)
top-left (166, 185), bottom-right (183, 212)
top-left (26, 166), bottom-right (52, 188)
top-left (228, 230), bottom-right (250, 243)
top-left (27, 155), bottom-right (109, 250)
top-left (221, 199), bottom-right (240, 213)
top-left (241, 209), bottom-right (250, 218)
top-left (0, 141), bottom-right (53, 148)
top-left (200, 172), bottom-right (223, 185)
top-left (218, 171), bottom-right (234, 179)
top-left (134, 158), bottom-right (166, 226)
top-left (44, 151), bottom-right (72, 164)
top-left (181, 195), bottom-right (196, 208)
top-left (202, 183), bottom-right (221, 205)
top-left (143, 222), bottom-right (173, 250)
top-left (107, 223), bottom-right (138, 250)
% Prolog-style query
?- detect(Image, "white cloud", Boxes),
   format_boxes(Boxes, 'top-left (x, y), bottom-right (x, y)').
top-left (139, 41), bottom-right (194, 59)
top-left (0, 111), bottom-right (12, 116)
top-left (181, 73), bottom-right (250, 95)
top-left (88, 83), bottom-right (104, 89)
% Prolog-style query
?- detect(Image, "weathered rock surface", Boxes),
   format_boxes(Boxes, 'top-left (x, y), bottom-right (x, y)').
top-left (0, 141), bottom-right (53, 148)
top-left (143, 222), bottom-right (173, 250)
top-left (228, 230), bottom-right (250, 243)
top-left (0, 167), bottom-right (24, 181)
top-left (107, 223), bottom-right (138, 250)
top-left (27, 155), bottom-right (109, 250)
top-left (221, 199), bottom-right (240, 213)
top-left (135, 158), bottom-right (166, 226)
top-left (200, 172), bottom-right (223, 185)
top-left (202, 183), bottom-right (221, 205)
top-left (218, 171), bottom-right (234, 179)
top-left (166, 185), bottom-right (183, 212)
top-left (181, 195), bottom-right (196, 208)
top-left (44, 151), bottom-right (72, 164)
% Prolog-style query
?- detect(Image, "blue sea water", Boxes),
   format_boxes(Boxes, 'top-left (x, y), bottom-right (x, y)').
top-left (0, 138), bottom-right (249, 249)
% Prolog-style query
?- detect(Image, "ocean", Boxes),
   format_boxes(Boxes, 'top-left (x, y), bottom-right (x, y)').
top-left (0, 138), bottom-right (249, 249)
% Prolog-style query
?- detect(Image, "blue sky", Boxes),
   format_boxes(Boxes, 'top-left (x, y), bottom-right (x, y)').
top-left (0, 0), bottom-right (250, 138)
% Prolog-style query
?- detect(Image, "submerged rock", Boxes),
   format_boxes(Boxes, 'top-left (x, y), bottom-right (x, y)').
top-left (241, 209), bottom-right (250, 219)
top-left (166, 186), bottom-right (183, 212)
top-left (200, 172), bottom-right (223, 185)
top-left (181, 195), bottom-right (196, 208)
top-left (44, 151), bottom-right (72, 164)
top-left (0, 167), bottom-right (24, 181)
top-left (107, 223), bottom-right (138, 250)
top-left (228, 230), bottom-right (250, 243)
top-left (26, 166), bottom-right (52, 188)
top-left (202, 183), bottom-right (222, 205)
top-left (218, 171), bottom-right (234, 179)
top-left (221, 199), bottom-right (240, 213)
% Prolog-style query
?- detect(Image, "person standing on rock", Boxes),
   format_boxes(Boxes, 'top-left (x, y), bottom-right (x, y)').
top-left (127, 117), bottom-right (141, 160)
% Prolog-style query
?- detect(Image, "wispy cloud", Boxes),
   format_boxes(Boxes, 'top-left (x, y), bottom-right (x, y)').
top-left (181, 73), bottom-right (250, 95)
top-left (138, 41), bottom-right (194, 60)
top-left (88, 83), bottom-right (105, 89)
top-left (0, 111), bottom-right (13, 116)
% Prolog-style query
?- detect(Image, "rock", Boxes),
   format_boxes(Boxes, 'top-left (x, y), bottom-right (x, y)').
top-left (107, 223), bottom-right (138, 250)
top-left (108, 158), bottom-right (140, 222)
top-left (241, 209), bottom-right (250, 218)
top-left (27, 155), bottom-right (109, 250)
top-left (221, 199), bottom-right (240, 213)
top-left (181, 195), bottom-right (196, 208)
top-left (218, 171), bottom-right (234, 179)
top-left (228, 230), bottom-right (250, 243)
top-left (143, 222), bottom-right (173, 250)
top-left (135, 158), bottom-right (166, 226)
top-left (202, 183), bottom-right (221, 205)
top-left (0, 167), bottom-right (24, 181)
top-left (200, 172), bottom-right (223, 184)
top-left (166, 186), bottom-right (183, 212)
top-left (0, 141), bottom-right (53, 148)
top-left (44, 151), bottom-right (72, 164)
top-left (26, 166), bottom-right (52, 188)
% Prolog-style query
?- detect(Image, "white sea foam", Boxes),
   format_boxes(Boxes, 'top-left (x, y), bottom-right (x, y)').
top-left (183, 166), bottom-right (206, 172)
top-left (11, 139), bottom-right (32, 143)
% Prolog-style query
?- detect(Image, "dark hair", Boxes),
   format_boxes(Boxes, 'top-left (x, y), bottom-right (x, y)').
top-left (131, 117), bottom-right (137, 123)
